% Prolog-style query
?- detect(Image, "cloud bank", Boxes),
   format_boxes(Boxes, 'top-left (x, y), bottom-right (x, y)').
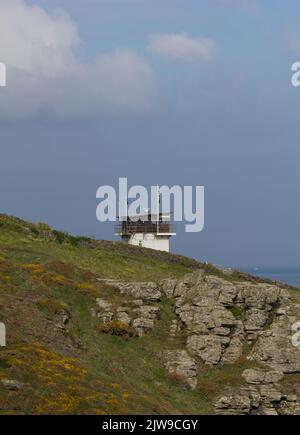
top-left (0, 0), bottom-right (157, 120)
top-left (147, 33), bottom-right (217, 63)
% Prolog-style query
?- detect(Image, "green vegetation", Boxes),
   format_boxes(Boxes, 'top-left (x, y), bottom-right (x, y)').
top-left (230, 306), bottom-right (245, 319)
top-left (0, 214), bottom-right (198, 282)
top-left (197, 363), bottom-right (253, 400)
top-left (0, 213), bottom-right (296, 415)
top-left (0, 213), bottom-right (211, 414)
top-left (97, 321), bottom-right (136, 338)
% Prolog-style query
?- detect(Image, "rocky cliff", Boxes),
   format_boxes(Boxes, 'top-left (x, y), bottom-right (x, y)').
top-left (93, 271), bottom-right (300, 415)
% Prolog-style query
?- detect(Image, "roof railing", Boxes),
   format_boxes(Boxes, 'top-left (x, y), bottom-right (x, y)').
top-left (114, 222), bottom-right (176, 235)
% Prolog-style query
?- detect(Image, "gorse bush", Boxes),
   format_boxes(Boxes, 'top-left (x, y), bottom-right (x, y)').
top-left (97, 321), bottom-right (136, 339)
top-left (36, 298), bottom-right (70, 316)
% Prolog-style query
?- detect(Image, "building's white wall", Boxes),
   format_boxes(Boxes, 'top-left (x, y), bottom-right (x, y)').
top-left (126, 233), bottom-right (170, 252)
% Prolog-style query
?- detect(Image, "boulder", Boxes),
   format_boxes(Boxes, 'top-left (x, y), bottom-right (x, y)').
top-left (249, 304), bottom-right (300, 374)
top-left (163, 350), bottom-right (197, 390)
top-left (214, 391), bottom-right (252, 415)
top-left (187, 334), bottom-right (224, 365)
top-left (159, 279), bottom-right (178, 298)
top-left (221, 337), bottom-right (243, 364)
top-left (116, 311), bottom-right (131, 325)
top-left (1, 379), bottom-right (25, 391)
top-left (132, 318), bottom-right (154, 337)
top-left (118, 282), bottom-right (161, 302)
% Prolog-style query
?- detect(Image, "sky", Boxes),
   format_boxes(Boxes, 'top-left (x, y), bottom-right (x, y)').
top-left (1, 0), bottom-right (300, 268)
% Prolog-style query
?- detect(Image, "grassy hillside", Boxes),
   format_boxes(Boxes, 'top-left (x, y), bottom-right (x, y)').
top-left (0, 214), bottom-right (200, 282)
top-left (0, 214), bottom-right (210, 414)
top-left (0, 214), bottom-right (295, 414)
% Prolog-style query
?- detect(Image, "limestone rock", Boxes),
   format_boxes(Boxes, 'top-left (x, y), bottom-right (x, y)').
top-left (116, 311), bottom-right (131, 325)
top-left (159, 279), bottom-right (178, 298)
top-left (213, 382), bottom-right (300, 415)
top-left (221, 337), bottom-right (243, 364)
top-left (94, 290), bottom-right (160, 336)
top-left (213, 391), bottom-right (252, 415)
top-left (96, 298), bottom-right (112, 311)
top-left (242, 369), bottom-right (265, 385)
top-left (170, 320), bottom-right (181, 337)
top-left (259, 384), bottom-right (283, 403)
top-left (1, 379), bottom-right (25, 391)
top-left (163, 350), bottom-right (197, 390)
top-left (264, 370), bottom-right (284, 384)
top-left (132, 318), bottom-right (154, 337)
top-left (118, 282), bottom-right (161, 302)
top-left (134, 305), bottom-right (159, 320)
top-left (98, 311), bottom-right (114, 323)
top-left (96, 270), bottom-right (300, 414)
top-left (260, 407), bottom-right (278, 415)
top-left (95, 298), bottom-right (114, 322)
top-left (249, 304), bottom-right (300, 374)
top-left (187, 334), bottom-right (224, 365)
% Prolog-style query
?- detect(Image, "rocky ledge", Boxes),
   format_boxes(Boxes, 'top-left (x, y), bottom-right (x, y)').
top-left (93, 270), bottom-right (300, 415)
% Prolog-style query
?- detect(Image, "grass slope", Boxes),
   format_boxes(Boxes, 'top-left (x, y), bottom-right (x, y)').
top-left (0, 214), bottom-right (293, 414)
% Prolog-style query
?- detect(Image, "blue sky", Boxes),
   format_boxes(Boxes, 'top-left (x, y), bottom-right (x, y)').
top-left (1, 0), bottom-right (300, 268)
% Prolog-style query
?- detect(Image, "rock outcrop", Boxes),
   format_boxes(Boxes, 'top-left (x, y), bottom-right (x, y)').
top-left (248, 303), bottom-right (300, 374)
top-left (1, 379), bottom-right (25, 391)
top-left (94, 270), bottom-right (300, 415)
top-left (163, 350), bottom-right (198, 390)
top-left (214, 366), bottom-right (300, 415)
top-left (92, 281), bottom-right (161, 336)
top-left (166, 271), bottom-right (290, 367)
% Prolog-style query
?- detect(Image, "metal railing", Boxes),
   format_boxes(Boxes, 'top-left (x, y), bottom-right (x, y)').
top-left (114, 222), bottom-right (176, 235)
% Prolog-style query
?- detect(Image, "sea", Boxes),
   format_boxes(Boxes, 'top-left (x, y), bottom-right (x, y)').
top-left (241, 268), bottom-right (300, 289)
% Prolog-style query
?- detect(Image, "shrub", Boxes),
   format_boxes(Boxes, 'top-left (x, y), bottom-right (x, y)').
top-left (0, 256), bottom-right (6, 264)
top-left (77, 282), bottom-right (99, 297)
top-left (45, 261), bottom-right (93, 281)
top-left (21, 263), bottom-right (43, 274)
top-left (52, 230), bottom-right (90, 246)
top-left (0, 273), bottom-right (11, 283)
top-left (97, 321), bottom-right (136, 339)
top-left (42, 272), bottom-right (74, 288)
top-left (36, 298), bottom-right (70, 316)
top-left (30, 227), bottom-right (39, 236)
top-left (229, 305), bottom-right (244, 319)
top-left (53, 230), bottom-right (66, 244)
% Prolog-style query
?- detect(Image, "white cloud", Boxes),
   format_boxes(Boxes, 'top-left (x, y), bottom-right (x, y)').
top-left (0, 0), bottom-right (79, 78)
top-left (89, 49), bottom-right (157, 111)
top-left (147, 33), bottom-right (217, 63)
top-left (0, 0), bottom-right (157, 120)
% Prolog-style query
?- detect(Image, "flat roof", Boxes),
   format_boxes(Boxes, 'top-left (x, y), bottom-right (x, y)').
top-left (118, 212), bottom-right (171, 221)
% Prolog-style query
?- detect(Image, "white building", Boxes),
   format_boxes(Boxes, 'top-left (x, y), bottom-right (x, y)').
top-left (115, 212), bottom-right (176, 252)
